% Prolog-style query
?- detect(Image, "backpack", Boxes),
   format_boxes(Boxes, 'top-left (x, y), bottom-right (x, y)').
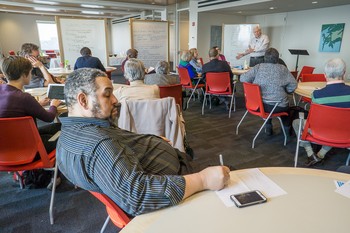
top-left (23, 169), bottom-right (52, 189)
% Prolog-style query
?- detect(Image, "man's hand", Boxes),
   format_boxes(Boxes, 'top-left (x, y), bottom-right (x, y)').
top-left (27, 56), bottom-right (44, 69)
top-left (236, 53), bottom-right (244, 60)
top-left (198, 166), bottom-right (230, 191)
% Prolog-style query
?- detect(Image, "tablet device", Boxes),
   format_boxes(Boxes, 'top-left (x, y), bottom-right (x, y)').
top-left (230, 190), bottom-right (267, 208)
top-left (47, 84), bottom-right (65, 101)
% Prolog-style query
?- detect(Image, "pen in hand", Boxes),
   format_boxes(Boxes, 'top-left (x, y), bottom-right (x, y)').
top-left (219, 154), bottom-right (224, 166)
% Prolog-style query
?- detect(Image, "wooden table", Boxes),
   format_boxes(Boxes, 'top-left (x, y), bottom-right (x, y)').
top-left (295, 81), bottom-right (350, 98)
top-left (48, 67), bottom-right (73, 76)
top-left (232, 68), bottom-right (249, 76)
top-left (121, 167), bottom-right (350, 233)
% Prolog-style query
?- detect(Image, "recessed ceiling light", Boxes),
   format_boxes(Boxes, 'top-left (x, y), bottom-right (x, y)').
top-left (312, 1), bottom-right (318, 4)
top-left (237, 11), bottom-right (242, 14)
top-left (81, 11), bottom-right (102, 15)
top-left (81, 4), bottom-right (104, 8)
top-left (269, 7), bottom-right (275, 10)
top-left (34, 7), bottom-right (57, 12)
top-left (33, 0), bottom-right (58, 5)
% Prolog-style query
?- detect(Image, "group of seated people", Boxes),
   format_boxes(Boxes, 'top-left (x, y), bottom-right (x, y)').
top-left (1, 42), bottom-right (350, 220)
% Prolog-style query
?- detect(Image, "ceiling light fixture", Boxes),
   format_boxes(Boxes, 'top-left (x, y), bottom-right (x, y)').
top-left (34, 7), bottom-right (57, 12)
top-left (312, 1), bottom-right (318, 4)
top-left (269, 7), bottom-right (275, 10)
top-left (81, 11), bottom-right (102, 15)
top-left (33, 0), bottom-right (58, 5)
top-left (81, 4), bottom-right (104, 8)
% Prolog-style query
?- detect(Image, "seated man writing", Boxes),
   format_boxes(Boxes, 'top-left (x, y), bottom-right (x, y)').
top-left (57, 68), bottom-right (230, 216)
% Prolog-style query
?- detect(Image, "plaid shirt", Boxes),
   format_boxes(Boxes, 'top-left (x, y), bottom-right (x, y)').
top-left (57, 117), bottom-right (186, 216)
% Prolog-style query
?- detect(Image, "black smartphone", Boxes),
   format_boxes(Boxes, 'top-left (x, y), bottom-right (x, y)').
top-left (230, 190), bottom-right (267, 208)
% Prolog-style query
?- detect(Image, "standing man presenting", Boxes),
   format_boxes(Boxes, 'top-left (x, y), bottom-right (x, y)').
top-left (236, 26), bottom-right (270, 67)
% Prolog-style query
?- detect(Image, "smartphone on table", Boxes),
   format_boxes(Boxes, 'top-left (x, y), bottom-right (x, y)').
top-left (230, 190), bottom-right (267, 208)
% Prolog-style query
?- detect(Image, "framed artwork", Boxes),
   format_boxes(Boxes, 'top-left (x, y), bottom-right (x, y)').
top-left (319, 23), bottom-right (345, 52)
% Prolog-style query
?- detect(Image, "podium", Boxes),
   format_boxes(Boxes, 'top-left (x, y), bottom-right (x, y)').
top-left (288, 49), bottom-right (309, 72)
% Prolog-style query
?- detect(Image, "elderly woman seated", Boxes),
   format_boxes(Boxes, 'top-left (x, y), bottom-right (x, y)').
top-left (114, 58), bottom-right (160, 101)
top-left (144, 60), bottom-right (180, 86)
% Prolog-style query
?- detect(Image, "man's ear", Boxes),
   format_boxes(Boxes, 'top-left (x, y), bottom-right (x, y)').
top-left (77, 92), bottom-right (89, 110)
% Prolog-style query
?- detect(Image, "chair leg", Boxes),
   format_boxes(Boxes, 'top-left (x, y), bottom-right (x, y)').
top-left (252, 118), bottom-right (271, 149)
top-left (50, 161), bottom-right (58, 225)
top-left (100, 216), bottom-right (110, 233)
top-left (202, 93), bottom-right (207, 115)
top-left (15, 171), bottom-right (24, 189)
top-left (276, 117), bottom-right (287, 146)
top-left (228, 93), bottom-right (234, 118)
top-left (346, 150), bottom-right (350, 166)
top-left (236, 110), bottom-right (248, 135)
top-left (294, 118), bottom-right (304, 167)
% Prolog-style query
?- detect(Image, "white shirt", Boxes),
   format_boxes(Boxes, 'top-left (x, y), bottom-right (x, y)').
top-left (249, 34), bottom-right (270, 57)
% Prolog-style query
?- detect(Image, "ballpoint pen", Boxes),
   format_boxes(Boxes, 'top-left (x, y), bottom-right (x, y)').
top-left (219, 154), bottom-right (224, 166)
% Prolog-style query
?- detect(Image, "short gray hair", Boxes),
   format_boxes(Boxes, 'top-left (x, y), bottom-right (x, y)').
top-left (64, 68), bottom-right (107, 108)
top-left (264, 48), bottom-right (279, 64)
top-left (124, 58), bottom-right (145, 82)
top-left (155, 60), bottom-right (169, 74)
top-left (180, 50), bottom-right (192, 62)
top-left (20, 43), bottom-right (39, 56)
top-left (324, 58), bottom-right (346, 79)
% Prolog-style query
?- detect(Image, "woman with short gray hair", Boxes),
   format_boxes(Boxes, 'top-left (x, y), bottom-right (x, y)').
top-left (144, 60), bottom-right (180, 86)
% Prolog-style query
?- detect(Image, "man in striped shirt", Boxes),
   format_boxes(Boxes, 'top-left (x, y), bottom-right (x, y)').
top-left (293, 58), bottom-right (350, 166)
top-left (57, 68), bottom-right (230, 216)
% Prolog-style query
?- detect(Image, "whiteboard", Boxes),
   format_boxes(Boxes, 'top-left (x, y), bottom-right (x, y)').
top-left (222, 24), bottom-right (259, 67)
top-left (131, 19), bottom-right (169, 68)
top-left (57, 18), bottom-right (108, 67)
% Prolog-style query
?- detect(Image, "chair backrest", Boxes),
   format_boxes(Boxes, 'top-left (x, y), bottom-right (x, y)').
top-left (302, 103), bottom-right (350, 145)
top-left (300, 74), bottom-right (326, 82)
top-left (242, 82), bottom-right (266, 117)
top-left (9, 50), bottom-right (16, 55)
top-left (177, 67), bottom-right (193, 88)
top-left (159, 84), bottom-right (183, 110)
top-left (199, 57), bottom-right (204, 66)
top-left (0, 116), bottom-right (49, 166)
top-left (89, 191), bottom-right (130, 229)
top-left (297, 66), bottom-right (315, 81)
top-left (206, 72), bottom-right (232, 94)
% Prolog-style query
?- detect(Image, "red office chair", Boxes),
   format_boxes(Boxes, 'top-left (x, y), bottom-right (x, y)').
top-left (297, 66), bottom-right (315, 82)
top-left (201, 72), bottom-right (235, 118)
top-left (159, 84), bottom-right (183, 110)
top-left (297, 74), bottom-right (327, 107)
top-left (236, 82), bottom-right (288, 148)
top-left (177, 67), bottom-right (205, 109)
top-left (0, 116), bottom-right (58, 224)
top-left (294, 104), bottom-right (350, 167)
top-left (8, 50), bottom-right (16, 55)
top-left (199, 57), bottom-right (204, 66)
top-left (89, 191), bottom-right (131, 232)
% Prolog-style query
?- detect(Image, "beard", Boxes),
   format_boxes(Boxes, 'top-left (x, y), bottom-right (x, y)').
top-left (91, 98), bottom-right (118, 126)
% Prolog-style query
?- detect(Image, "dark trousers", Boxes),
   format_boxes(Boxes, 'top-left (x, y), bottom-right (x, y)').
top-left (38, 123), bottom-right (61, 154)
top-left (249, 56), bottom-right (264, 67)
top-left (263, 103), bottom-right (290, 127)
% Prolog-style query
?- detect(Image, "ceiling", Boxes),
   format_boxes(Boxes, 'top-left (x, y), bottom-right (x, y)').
top-left (0, 0), bottom-right (350, 19)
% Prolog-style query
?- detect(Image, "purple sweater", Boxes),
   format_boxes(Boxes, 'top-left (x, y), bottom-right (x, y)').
top-left (0, 84), bottom-right (57, 122)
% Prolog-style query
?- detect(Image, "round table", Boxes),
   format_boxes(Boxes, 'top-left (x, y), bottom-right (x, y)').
top-left (295, 81), bottom-right (350, 98)
top-left (121, 167), bottom-right (350, 233)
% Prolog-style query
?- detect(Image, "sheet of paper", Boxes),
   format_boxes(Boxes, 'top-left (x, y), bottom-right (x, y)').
top-left (334, 180), bottom-right (345, 189)
top-left (335, 180), bottom-right (350, 198)
top-left (216, 168), bottom-right (287, 207)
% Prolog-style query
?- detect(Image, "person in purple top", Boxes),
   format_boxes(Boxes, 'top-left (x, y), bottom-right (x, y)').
top-left (0, 56), bottom-right (61, 154)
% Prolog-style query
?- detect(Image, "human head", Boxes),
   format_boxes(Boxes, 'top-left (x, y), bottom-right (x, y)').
top-left (155, 60), bottom-right (170, 74)
top-left (208, 48), bottom-right (219, 59)
top-left (126, 48), bottom-right (138, 59)
top-left (0, 56), bottom-right (32, 81)
top-left (253, 26), bottom-right (262, 38)
top-left (80, 47), bottom-right (92, 56)
top-left (264, 48), bottom-right (279, 64)
top-left (124, 58), bottom-right (145, 82)
top-left (180, 50), bottom-right (192, 62)
top-left (324, 58), bottom-right (346, 80)
top-left (64, 68), bottom-right (118, 121)
top-left (213, 46), bottom-right (221, 54)
top-left (189, 48), bottom-right (199, 59)
top-left (20, 43), bottom-right (40, 57)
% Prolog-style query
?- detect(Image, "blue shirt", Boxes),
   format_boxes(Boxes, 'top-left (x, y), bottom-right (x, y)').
top-left (74, 56), bottom-right (106, 71)
top-left (57, 117), bottom-right (187, 216)
top-left (312, 82), bottom-right (350, 108)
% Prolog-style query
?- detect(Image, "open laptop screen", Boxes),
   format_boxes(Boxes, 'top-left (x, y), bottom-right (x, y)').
top-left (47, 84), bottom-right (65, 101)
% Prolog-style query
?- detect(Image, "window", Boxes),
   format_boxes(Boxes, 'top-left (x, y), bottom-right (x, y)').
top-left (36, 21), bottom-right (59, 51)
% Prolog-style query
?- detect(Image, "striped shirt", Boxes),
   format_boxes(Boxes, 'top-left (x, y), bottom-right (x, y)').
top-left (312, 82), bottom-right (350, 108)
top-left (57, 117), bottom-right (187, 216)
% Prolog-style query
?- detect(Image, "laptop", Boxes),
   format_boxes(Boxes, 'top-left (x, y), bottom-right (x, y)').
top-left (47, 84), bottom-right (65, 101)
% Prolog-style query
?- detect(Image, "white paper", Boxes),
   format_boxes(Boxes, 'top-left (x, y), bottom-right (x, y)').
top-left (335, 180), bottom-right (350, 198)
top-left (334, 180), bottom-right (345, 189)
top-left (216, 168), bottom-right (287, 207)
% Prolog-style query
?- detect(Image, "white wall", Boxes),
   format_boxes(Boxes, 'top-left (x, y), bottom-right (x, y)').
top-left (247, 5), bottom-right (350, 74)
top-left (0, 13), bottom-right (54, 55)
top-left (197, 12), bottom-right (245, 63)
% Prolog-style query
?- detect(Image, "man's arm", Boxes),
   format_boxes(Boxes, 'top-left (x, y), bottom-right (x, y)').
top-left (28, 56), bottom-right (55, 86)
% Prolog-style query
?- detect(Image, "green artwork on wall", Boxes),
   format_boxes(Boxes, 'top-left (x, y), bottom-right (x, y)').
top-left (319, 23), bottom-right (345, 52)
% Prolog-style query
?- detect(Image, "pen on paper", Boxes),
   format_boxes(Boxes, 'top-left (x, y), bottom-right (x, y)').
top-left (219, 154), bottom-right (224, 166)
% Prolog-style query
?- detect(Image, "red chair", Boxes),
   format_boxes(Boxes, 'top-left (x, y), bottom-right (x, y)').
top-left (294, 103), bottom-right (350, 167)
top-left (159, 84), bottom-right (183, 110)
top-left (0, 116), bottom-right (58, 224)
top-left (89, 191), bottom-right (131, 232)
top-left (198, 57), bottom-right (204, 66)
top-left (297, 74), bottom-right (327, 106)
top-left (297, 66), bottom-right (315, 82)
top-left (8, 50), bottom-right (16, 55)
top-left (201, 72), bottom-right (235, 118)
top-left (177, 67), bottom-right (205, 109)
top-left (236, 82), bottom-right (288, 148)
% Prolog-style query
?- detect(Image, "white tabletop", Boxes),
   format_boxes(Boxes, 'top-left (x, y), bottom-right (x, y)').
top-left (121, 167), bottom-right (350, 233)
top-left (295, 81), bottom-right (350, 98)
top-left (48, 67), bottom-right (73, 76)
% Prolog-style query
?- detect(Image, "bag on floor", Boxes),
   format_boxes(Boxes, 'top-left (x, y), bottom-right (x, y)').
top-left (23, 169), bottom-right (52, 189)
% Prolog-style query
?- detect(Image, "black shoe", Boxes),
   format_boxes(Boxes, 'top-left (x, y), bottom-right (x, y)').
top-left (305, 154), bottom-right (322, 167)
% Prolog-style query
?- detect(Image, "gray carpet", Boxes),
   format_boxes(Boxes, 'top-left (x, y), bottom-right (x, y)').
top-left (1, 76), bottom-right (348, 233)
